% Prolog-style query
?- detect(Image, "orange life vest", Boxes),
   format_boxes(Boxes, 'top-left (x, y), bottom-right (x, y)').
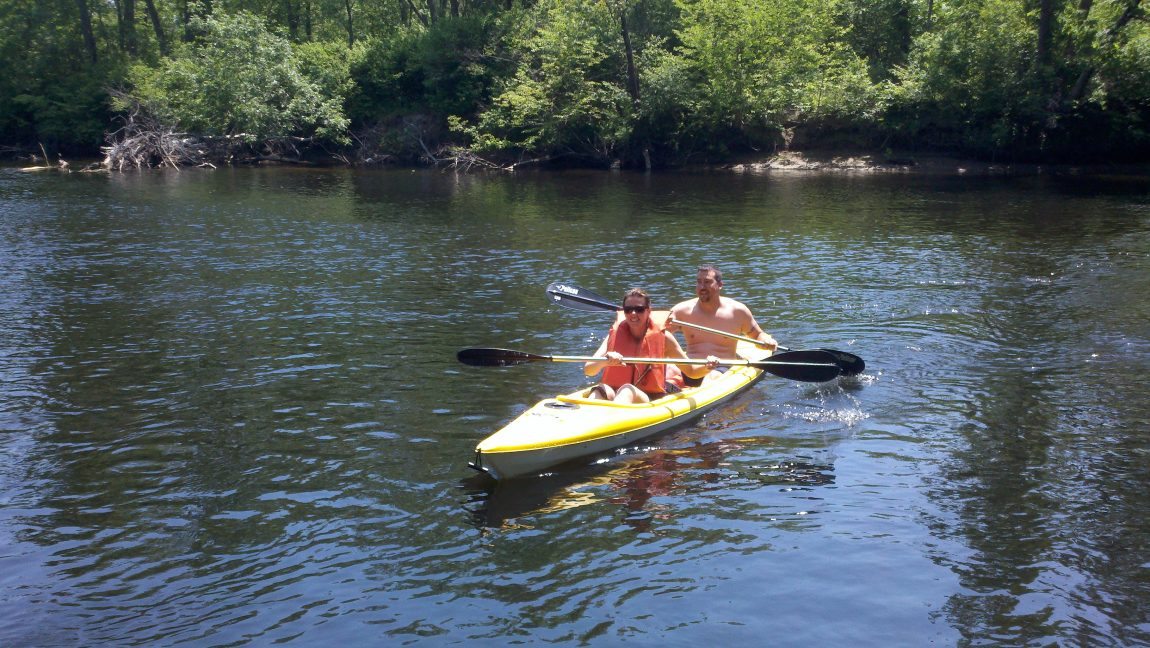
top-left (602, 317), bottom-right (667, 396)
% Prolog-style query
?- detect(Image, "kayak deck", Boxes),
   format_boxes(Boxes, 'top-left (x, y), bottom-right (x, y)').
top-left (470, 342), bottom-right (770, 480)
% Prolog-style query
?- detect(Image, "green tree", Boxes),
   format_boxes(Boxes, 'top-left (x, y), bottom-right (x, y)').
top-left (669, 0), bottom-right (879, 151)
top-left (2, 0), bottom-right (1146, 164)
top-left (123, 12), bottom-right (349, 143)
top-left (349, 14), bottom-right (505, 122)
top-left (0, 0), bottom-right (127, 153)
top-left (840, 0), bottom-right (915, 81)
top-left (891, 0), bottom-right (1040, 152)
top-left (890, 0), bottom-right (1150, 158)
top-left (459, 0), bottom-right (645, 164)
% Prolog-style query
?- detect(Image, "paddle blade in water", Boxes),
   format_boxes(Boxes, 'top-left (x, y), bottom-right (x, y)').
top-left (818, 349), bottom-right (865, 376)
top-left (755, 350), bottom-right (843, 382)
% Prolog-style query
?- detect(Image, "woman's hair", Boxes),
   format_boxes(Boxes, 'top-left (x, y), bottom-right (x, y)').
top-left (622, 287), bottom-right (651, 308)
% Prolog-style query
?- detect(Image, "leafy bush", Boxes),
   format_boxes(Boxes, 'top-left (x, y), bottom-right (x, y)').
top-left (348, 15), bottom-right (506, 124)
top-left (675, 0), bottom-right (880, 140)
top-left (123, 12), bottom-right (348, 143)
top-left (456, 0), bottom-right (637, 163)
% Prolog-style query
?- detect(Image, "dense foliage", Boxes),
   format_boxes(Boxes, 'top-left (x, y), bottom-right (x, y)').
top-left (2, 0), bottom-right (1146, 166)
top-left (123, 13), bottom-right (349, 143)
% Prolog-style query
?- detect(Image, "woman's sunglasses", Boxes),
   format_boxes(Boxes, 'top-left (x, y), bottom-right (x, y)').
top-left (622, 305), bottom-right (648, 314)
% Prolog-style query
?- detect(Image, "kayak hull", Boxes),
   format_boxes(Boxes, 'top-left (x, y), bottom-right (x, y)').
top-left (470, 343), bottom-right (770, 480)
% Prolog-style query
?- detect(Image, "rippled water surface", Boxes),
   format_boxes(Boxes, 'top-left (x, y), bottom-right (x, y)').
top-left (1, 167), bottom-right (1148, 646)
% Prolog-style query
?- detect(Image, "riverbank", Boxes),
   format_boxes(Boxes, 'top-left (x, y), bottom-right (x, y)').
top-left (7, 147), bottom-right (1149, 177)
top-left (718, 150), bottom-right (1150, 176)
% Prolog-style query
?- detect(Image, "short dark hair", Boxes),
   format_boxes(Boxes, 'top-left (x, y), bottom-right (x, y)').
top-left (697, 264), bottom-right (722, 283)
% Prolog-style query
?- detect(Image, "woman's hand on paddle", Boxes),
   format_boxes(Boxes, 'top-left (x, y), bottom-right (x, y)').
top-left (585, 340), bottom-right (617, 376)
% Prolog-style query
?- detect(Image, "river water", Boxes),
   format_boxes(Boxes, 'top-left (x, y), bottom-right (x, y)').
top-left (1, 166), bottom-right (1148, 646)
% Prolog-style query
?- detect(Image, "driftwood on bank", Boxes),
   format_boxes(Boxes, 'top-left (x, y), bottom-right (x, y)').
top-left (96, 102), bottom-right (546, 172)
top-left (18, 143), bottom-right (73, 172)
top-left (19, 160), bottom-right (71, 173)
top-left (102, 108), bottom-right (209, 170)
top-left (101, 97), bottom-right (322, 169)
top-left (442, 147), bottom-right (504, 172)
top-left (438, 146), bottom-right (558, 172)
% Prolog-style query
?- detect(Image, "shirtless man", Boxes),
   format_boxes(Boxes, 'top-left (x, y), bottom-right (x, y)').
top-left (666, 264), bottom-right (778, 387)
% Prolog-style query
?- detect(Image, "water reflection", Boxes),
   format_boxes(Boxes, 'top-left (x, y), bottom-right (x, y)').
top-left (464, 433), bottom-right (838, 531)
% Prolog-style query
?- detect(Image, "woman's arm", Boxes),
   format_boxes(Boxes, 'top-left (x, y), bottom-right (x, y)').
top-left (584, 337), bottom-right (614, 377)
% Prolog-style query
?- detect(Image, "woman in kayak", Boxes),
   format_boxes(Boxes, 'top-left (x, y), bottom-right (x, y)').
top-left (584, 288), bottom-right (719, 404)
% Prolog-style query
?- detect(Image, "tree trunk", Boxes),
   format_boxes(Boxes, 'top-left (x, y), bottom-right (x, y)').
top-left (1037, 0), bottom-right (1053, 68)
top-left (117, 0), bottom-right (138, 55)
top-left (621, 11), bottom-right (640, 105)
top-left (284, 0), bottom-right (299, 40)
top-left (404, 0), bottom-right (428, 27)
top-left (183, 0), bottom-right (192, 41)
top-left (76, 0), bottom-right (98, 63)
top-left (618, 6), bottom-right (650, 169)
top-left (344, 0), bottom-right (354, 47)
top-left (143, 0), bottom-right (168, 55)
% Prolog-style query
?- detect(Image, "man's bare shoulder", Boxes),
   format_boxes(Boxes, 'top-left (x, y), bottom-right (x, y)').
top-left (670, 298), bottom-right (699, 315)
top-left (720, 296), bottom-right (754, 315)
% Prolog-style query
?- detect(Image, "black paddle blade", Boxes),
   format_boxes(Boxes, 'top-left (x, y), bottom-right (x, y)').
top-left (545, 282), bottom-right (618, 312)
top-left (755, 350), bottom-right (843, 383)
top-left (816, 349), bottom-right (865, 376)
top-left (779, 346), bottom-right (866, 376)
top-left (457, 348), bottom-right (547, 367)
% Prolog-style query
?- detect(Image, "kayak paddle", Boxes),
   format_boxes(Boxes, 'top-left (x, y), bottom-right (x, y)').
top-left (545, 282), bottom-right (619, 312)
top-left (668, 316), bottom-right (866, 377)
top-left (544, 282), bottom-right (866, 376)
top-left (457, 347), bottom-right (843, 383)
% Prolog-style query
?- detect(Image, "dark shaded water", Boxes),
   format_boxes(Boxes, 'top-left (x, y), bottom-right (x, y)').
top-left (1, 167), bottom-right (1148, 646)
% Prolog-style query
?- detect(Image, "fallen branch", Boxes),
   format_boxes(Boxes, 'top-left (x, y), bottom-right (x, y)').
top-left (20, 143), bottom-right (71, 172)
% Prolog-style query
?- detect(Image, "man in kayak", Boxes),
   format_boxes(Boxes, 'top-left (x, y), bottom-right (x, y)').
top-left (584, 288), bottom-right (718, 403)
top-left (666, 264), bottom-right (778, 387)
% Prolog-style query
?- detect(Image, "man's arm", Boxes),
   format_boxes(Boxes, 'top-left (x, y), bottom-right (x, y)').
top-left (740, 306), bottom-right (778, 350)
top-left (664, 302), bottom-right (687, 334)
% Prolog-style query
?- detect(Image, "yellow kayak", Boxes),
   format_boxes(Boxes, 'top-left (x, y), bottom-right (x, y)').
top-left (470, 341), bottom-right (771, 480)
